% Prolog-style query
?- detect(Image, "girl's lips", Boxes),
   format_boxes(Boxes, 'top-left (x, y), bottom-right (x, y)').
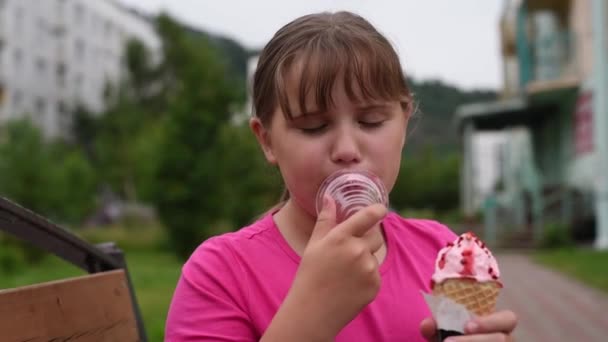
top-left (315, 169), bottom-right (388, 223)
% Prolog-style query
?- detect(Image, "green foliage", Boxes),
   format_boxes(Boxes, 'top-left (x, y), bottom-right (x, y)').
top-left (398, 208), bottom-right (437, 219)
top-left (406, 79), bottom-right (496, 153)
top-left (185, 26), bottom-right (252, 92)
top-left (534, 247), bottom-right (608, 293)
top-left (0, 120), bottom-right (96, 224)
top-left (540, 222), bottom-right (573, 249)
top-left (0, 238), bottom-right (26, 274)
top-left (151, 14), bottom-right (244, 259)
top-left (217, 124), bottom-right (283, 228)
top-left (391, 146), bottom-right (461, 212)
top-left (73, 38), bottom-right (169, 203)
top-left (78, 224), bottom-right (166, 253)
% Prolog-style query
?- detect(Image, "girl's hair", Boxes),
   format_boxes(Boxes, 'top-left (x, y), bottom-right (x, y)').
top-left (252, 11), bottom-right (413, 203)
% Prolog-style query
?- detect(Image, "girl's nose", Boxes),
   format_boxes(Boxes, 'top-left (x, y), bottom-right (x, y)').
top-left (330, 127), bottom-right (361, 165)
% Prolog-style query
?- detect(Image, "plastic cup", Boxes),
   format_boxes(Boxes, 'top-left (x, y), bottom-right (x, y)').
top-left (315, 170), bottom-right (388, 223)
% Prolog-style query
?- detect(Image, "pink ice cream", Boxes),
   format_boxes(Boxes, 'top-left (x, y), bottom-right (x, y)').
top-left (430, 232), bottom-right (501, 289)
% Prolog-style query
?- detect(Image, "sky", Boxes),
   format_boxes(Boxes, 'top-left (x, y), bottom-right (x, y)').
top-left (119, 0), bottom-right (506, 90)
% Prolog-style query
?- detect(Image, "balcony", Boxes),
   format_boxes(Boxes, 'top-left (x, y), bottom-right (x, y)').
top-left (525, 28), bottom-right (579, 94)
top-left (517, 0), bottom-right (582, 95)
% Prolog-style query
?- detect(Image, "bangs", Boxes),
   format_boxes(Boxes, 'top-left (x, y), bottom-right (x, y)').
top-left (275, 30), bottom-right (410, 119)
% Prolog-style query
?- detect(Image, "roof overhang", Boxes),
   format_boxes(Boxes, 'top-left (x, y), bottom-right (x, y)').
top-left (455, 81), bottom-right (579, 135)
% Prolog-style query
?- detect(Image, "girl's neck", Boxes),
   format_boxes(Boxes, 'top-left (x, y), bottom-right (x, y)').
top-left (273, 199), bottom-right (317, 255)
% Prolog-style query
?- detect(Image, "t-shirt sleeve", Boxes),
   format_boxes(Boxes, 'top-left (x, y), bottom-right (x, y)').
top-left (165, 236), bottom-right (256, 342)
top-left (431, 220), bottom-right (458, 245)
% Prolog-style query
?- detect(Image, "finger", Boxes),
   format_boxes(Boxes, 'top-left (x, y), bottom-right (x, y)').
top-left (361, 229), bottom-right (383, 254)
top-left (339, 204), bottom-right (387, 237)
top-left (419, 318), bottom-right (437, 340)
top-left (465, 310), bottom-right (518, 335)
top-left (446, 332), bottom-right (513, 342)
top-left (310, 194), bottom-right (337, 242)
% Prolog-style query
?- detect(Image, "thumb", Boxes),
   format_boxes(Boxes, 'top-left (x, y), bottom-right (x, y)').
top-left (420, 317), bottom-right (437, 341)
top-left (310, 194), bottom-right (336, 242)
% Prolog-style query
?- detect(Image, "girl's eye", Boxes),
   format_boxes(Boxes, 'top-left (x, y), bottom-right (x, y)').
top-left (300, 124), bottom-right (328, 134)
top-left (359, 121), bottom-right (384, 129)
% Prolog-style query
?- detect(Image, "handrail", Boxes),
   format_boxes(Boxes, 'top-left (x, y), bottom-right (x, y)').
top-left (0, 197), bottom-right (118, 272)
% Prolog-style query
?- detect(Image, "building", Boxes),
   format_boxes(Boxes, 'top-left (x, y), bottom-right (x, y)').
top-left (0, 0), bottom-right (161, 137)
top-left (456, 0), bottom-right (608, 247)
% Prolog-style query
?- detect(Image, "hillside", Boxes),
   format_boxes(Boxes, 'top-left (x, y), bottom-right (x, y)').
top-left (406, 80), bottom-right (496, 153)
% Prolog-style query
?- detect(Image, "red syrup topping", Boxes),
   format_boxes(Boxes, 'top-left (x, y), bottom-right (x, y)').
top-left (459, 247), bottom-right (475, 276)
top-left (438, 252), bottom-right (447, 269)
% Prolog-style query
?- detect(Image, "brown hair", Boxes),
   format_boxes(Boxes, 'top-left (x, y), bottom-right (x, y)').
top-left (252, 11), bottom-right (412, 126)
top-left (252, 11), bottom-right (413, 204)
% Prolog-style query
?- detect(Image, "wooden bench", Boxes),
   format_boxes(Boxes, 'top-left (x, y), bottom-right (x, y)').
top-left (0, 197), bottom-right (147, 341)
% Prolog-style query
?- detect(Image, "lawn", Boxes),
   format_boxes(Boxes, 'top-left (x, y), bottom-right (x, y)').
top-left (533, 247), bottom-right (608, 293)
top-left (0, 225), bottom-right (183, 342)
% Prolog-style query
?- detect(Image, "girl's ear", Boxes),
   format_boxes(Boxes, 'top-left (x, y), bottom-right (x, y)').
top-left (250, 117), bottom-right (277, 164)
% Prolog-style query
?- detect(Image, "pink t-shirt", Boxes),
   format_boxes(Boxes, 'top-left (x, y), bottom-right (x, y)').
top-left (165, 212), bottom-right (456, 341)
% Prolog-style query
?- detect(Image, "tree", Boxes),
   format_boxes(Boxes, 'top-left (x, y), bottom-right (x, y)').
top-left (151, 14), bottom-right (244, 259)
top-left (216, 123), bottom-right (283, 228)
top-left (73, 38), bottom-right (168, 203)
top-left (391, 146), bottom-right (460, 213)
top-left (0, 119), bottom-right (96, 225)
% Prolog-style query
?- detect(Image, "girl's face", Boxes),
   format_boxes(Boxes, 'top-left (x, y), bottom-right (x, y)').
top-left (251, 75), bottom-right (410, 219)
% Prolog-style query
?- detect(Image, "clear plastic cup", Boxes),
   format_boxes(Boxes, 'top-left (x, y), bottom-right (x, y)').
top-left (315, 170), bottom-right (388, 223)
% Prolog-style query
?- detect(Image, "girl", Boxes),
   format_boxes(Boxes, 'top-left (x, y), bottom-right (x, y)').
top-left (165, 11), bottom-right (517, 341)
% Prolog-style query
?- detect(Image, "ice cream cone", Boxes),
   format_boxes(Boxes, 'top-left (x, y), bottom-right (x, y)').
top-left (432, 278), bottom-right (500, 316)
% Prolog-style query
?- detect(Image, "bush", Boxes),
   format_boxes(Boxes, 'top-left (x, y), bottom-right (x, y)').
top-left (0, 242), bottom-right (26, 274)
top-left (540, 222), bottom-right (573, 249)
top-left (77, 223), bottom-right (166, 253)
top-left (0, 119), bottom-right (97, 225)
top-left (398, 208), bottom-right (437, 219)
top-left (391, 147), bottom-right (460, 213)
top-left (0, 234), bottom-right (44, 273)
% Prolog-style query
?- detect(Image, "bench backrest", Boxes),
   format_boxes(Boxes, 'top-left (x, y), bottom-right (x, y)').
top-left (0, 197), bottom-right (147, 341)
top-left (0, 270), bottom-right (140, 341)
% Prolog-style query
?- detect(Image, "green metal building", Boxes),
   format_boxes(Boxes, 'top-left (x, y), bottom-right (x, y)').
top-left (456, 0), bottom-right (608, 247)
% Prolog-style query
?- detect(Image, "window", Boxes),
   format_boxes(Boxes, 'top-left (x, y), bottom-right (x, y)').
top-left (36, 57), bottom-right (47, 75)
top-left (104, 20), bottom-right (113, 37)
top-left (12, 89), bottom-right (22, 108)
top-left (37, 16), bottom-right (47, 32)
top-left (14, 7), bottom-right (24, 29)
top-left (13, 48), bottom-right (23, 70)
top-left (74, 3), bottom-right (84, 25)
top-left (35, 97), bottom-right (46, 116)
top-left (74, 73), bottom-right (83, 89)
top-left (74, 39), bottom-right (85, 60)
top-left (56, 62), bottom-right (67, 87)
top-left (57, 100), bottom-right (67, 115)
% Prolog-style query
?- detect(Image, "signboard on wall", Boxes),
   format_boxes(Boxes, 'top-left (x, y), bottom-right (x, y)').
top-left (574, 91), bottom-right (594, 155)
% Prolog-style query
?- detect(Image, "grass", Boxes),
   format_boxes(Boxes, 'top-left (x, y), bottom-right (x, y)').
top-left (533, 247), bottom-right (608, 293)
top-left (0, 224), bottom-right (183, 342)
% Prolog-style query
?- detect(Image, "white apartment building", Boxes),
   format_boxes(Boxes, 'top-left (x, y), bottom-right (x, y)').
top-left (0, 0), bottom-right (161, 137)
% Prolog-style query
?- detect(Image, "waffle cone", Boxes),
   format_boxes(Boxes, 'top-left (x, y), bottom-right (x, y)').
top-left (432, 278), bottom-right (501, 316)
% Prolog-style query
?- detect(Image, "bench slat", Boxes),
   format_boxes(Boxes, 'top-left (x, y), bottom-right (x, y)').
top-left (0, 269), bottom-right (140, 341)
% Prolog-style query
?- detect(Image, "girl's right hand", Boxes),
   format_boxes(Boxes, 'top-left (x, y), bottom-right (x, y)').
top-left (266, 195), bottom-right (387, 341)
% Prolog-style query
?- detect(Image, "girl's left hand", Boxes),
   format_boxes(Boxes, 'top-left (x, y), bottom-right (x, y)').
top-left (420, 310), bottom-right (518, 341)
